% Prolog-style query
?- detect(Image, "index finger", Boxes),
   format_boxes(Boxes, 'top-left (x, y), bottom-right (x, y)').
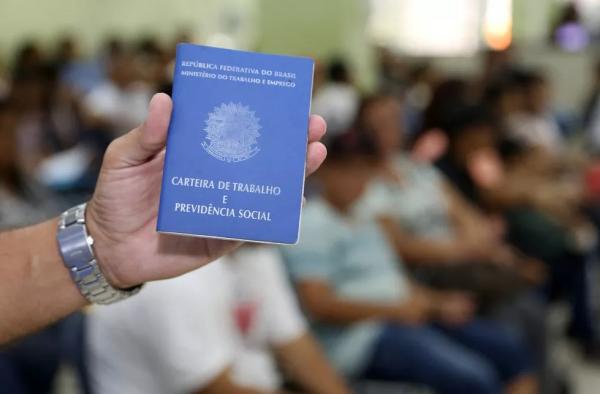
top-left (308, 115), bottom-right (326, 143)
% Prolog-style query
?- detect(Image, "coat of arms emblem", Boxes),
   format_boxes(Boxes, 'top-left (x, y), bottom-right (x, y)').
top-left (202, 102), bottom-right (261, 162)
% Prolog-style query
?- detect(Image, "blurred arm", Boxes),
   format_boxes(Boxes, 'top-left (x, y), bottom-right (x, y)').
top-left (443, 180), bottom-right (490, 233)
top-left (377, 216), bottom-right (468, 265)
top-left (273, 333), bottom-right (351, 394)
top-left (0, 219), bottom-right (87, 344)
top-left (198, 368), bottom-right (275, 394)
top-left (296, 279), bottom-right (429, 325)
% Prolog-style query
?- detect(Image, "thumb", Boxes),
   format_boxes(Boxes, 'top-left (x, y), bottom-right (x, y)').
top-left (103, 93), bottom-right (173, 169)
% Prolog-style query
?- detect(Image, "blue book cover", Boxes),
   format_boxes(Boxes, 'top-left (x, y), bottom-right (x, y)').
top-left (157, 44), bottom-right (314, 244)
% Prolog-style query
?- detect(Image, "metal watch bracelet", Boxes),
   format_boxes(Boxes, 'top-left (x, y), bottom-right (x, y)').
top-left (56, 203), bottom-right (142, 304)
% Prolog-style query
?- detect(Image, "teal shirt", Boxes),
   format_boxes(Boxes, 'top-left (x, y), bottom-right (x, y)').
top-left (281, 198), bottom-right (410, 375)
top-left (354, 154), bottom-right (453, 241)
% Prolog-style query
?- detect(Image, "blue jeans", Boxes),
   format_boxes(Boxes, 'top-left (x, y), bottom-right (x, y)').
top-left (362, 320), bottom-right (532, 394)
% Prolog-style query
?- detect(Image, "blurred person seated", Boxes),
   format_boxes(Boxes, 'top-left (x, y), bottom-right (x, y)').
top-left (421, 78), bottom-right (473, 139)
top-left (438, 104), bottom-right (593, 254)
top-left (50, 35), bottom-right (80, 75)
top-left (435, 104), bottom-right (600, 357)
top-left (483, 69), bottom-right (582, 177)
top-left (8, 65), bottom-right (90, 190)
top-left (134, 36), bottom-right (173, 94)
top-left (354, 94), bottom-right (560, 390)
top-left (0, 99), bottom-right (66, 225)
top-left (504, 71), bottom-right (564, 155)
top-left (550, 3), bottom-right (590, 52)
top-left (87, 245), bottom-right (349, 394)
top-left (413, 78), bottom-right (472, 165)
top-left (483, 73), bottom-right (526, 137)
top-left (428, 77), bottom-right (588, 237)
top-left (11, 41), bottom-right (45, 80)
top-left (375, 47), bottom-right (407, 97)
top-left (311, 59), bottom-right (359, 139)
top-left (477, 48), bottom-right (517, 99)
top-left (484, 72), bottom-right (586, 178)
top-left (484, 68), bottom-right (574, 149)
top-left (403, 63), bottom-right (439, 137)
top-left (60, 38), bottom-right (124, 97)
top-left (0, 99), bottom-right (73, 394)
top-left (281, 134), bottom-right (538, 394)
top-left (82, 50), bottom-right (152, 139)
top-left (354, 94), bottom-right (545, 291)
top-left (9, 50), bottom-right (55, 176)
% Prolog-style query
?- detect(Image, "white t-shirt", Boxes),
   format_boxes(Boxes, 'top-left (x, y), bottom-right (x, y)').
top-left (87, 247), bottom-right (307, 394)
top-left (83, 81), bottom-right (151, 138)
top-left (311, 82), bottom-right (359, 137)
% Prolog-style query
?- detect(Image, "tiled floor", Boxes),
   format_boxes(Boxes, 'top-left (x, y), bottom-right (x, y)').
top-left (555, 341), bottom-right (600, 394)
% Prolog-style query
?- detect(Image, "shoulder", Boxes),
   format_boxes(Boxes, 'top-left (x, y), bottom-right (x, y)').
top-left (352, 179), bottom-right (392, 220)
top-left (233, 246), bottom-right (284, 277)
top-left (301, 198), bottom-right (338, 229)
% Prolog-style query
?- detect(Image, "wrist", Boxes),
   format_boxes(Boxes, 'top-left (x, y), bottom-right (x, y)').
top-left (85, 201), bottom-right (139, 289)
top-left (421, 289), bottom-right (442, 317)
top-left (444, 240), bottom-right (468, 262)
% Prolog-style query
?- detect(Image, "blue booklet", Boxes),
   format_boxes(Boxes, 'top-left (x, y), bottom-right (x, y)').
top-left (157, 44), bottom-right (314, 244)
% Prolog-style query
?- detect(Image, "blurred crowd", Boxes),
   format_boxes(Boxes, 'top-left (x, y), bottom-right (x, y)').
top-left (1, 34), bottom-right (600, 394)
top-left (0, 33), bottom-right (182, 217)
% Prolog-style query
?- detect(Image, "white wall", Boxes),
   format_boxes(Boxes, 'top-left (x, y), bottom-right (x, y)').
top-left (0, 0), bottom-right (375, 87)
top-left (0, 0), bottom-right (596, 111)
top-left (0, 0), bottom-right (258, 58)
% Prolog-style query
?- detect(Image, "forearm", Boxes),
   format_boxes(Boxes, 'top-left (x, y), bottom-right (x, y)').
top-left (0, 219), bottom-right (86, 344)
top-left (309, 297), bottom-right (400, 325)
top-left (378, 218), bottom-right (462, 265)
top-left (395, 236), bottom-right (464, 265)
top-left (200, 386), bottom-right (268, 394)
top-left (479, 177), bottom-right (537, 210)
top-left (198, 369), bottom-right (275, 394)
top-left (444, 182), bottom-right (488, 231)
top-left (275, 334), bottom-right (350, 394)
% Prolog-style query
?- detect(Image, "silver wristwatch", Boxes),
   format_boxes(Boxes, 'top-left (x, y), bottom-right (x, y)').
top-left (57, 203), bottom-right (142, 304)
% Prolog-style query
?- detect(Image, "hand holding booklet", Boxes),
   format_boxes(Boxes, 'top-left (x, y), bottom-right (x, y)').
top-left (157, 44), bottom-right (315, 244)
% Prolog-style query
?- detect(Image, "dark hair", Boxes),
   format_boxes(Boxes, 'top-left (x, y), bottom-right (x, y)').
top-left (497, 137), bottom-right (529, 163)
top-left (439, 104), bottom-right (495, 141)
top-left (12, 41), bottom-right (45, 80)
top-left (408, 63), bottom-right (432, 82)
top-left (328, 59), bottom-right (351, 83)
top-left (422, 78), bottom-right (470, 132)
top-left (483, 73), bottom-right (520, 106)
top-left (136, 36), bottom-right (163, 58)
top-left (513, 69), bottom-right (546, 90)
top-left (14, 41), bottom-right (41, 66)
top-left (325, 130), bottom-right (379, 164)
top-left (104, 37), bottom-right (125, 59)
